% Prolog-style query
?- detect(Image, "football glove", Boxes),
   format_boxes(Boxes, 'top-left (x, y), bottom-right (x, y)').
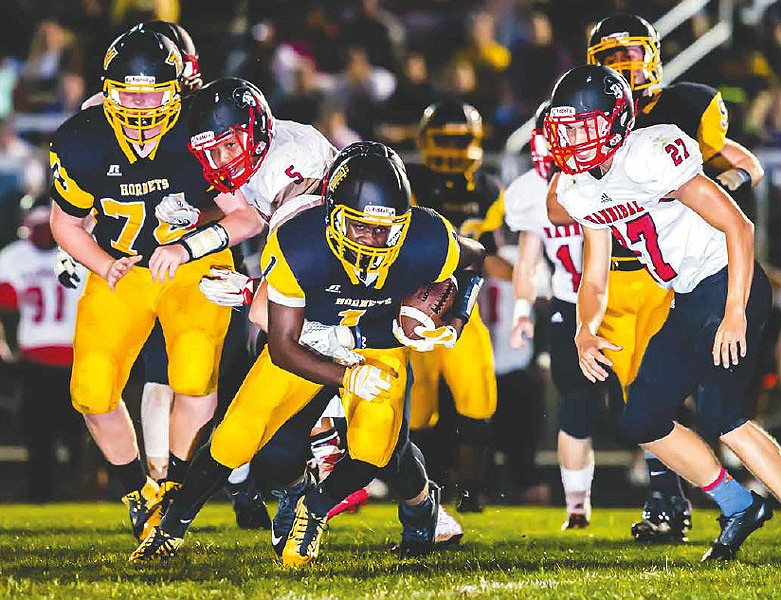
top-left (55, 248), bottom-right (81, 289)
top-left (155, 192), bottom-right (201, 229)
top-left (342, 363), bottom-right (393, 402)
top-left (199, 267), bottom-right (255, 306)
top-left (392, 319), bottom-right (458, 352)
top-left (299, 320), bottom-right (363, 367)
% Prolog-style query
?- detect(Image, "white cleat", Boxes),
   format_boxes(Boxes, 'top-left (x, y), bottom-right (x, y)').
top-left (435, 505), bottom-right (464, 547)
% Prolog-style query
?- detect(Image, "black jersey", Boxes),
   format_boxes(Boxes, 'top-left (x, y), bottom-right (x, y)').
top-left (261, 205), bottom-right (460, 349)
top-left (49, 104), bottom-right (216, 267)
top-left (406, 164), bottom-right (503, 254)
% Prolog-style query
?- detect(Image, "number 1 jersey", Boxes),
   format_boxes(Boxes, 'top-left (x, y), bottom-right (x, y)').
top-left (556, 124), bottom-right (727, 294)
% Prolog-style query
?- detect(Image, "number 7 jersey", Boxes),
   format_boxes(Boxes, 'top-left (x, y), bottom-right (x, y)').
top-left (556, 124), bottom-right (728, 294)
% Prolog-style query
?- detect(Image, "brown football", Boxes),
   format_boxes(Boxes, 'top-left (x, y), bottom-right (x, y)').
top-left (398, 276), bottom-right (458, 340)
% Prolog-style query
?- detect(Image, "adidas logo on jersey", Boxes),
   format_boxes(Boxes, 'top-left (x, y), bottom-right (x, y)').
top-left (107, 164), bottom-right (122, 176)
top-left (600, 193), bottom-right (612, 204)
top-left (325, 285), bottom-right (341, 293)
top-left (551, 312), bottom-right (564, 324)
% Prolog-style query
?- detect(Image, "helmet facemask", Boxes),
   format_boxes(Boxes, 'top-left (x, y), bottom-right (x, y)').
top-left (587, 35), bottom-right (662, 97)
top-left (545, 98), bottom-right (630, 175)
top-left (326, 204), bottom-right (411, 286)
top-left (188, 106), bottom-right (271, 193)
top-left (420, 124), bottom-right (483, 176)
top-left (530, 128), bottom-right (554, 180)
top-left (103, 77), bottom-right (181, 148)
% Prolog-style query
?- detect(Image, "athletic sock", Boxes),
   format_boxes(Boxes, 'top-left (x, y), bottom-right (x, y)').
top-left (702, 467), bottom-right (753, 517)
top-left (113, 457), bottom-right (146, 495)
top-left (644, 451), bottom-right (686, 498)
top-left (167, 453), bottom-right (190, 484)
top-left (560, 465), bottom-right (594, 515)
top-left (227, 463), bottom-right (251, 485)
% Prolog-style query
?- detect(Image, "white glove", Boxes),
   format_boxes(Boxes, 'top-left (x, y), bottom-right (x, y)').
top-left (392, 308), bottom-right (458, 352)
top-left (55, 248), bottom-right (81, 289)
top-left (342, 363), bottom-right (393, 401)
top-left (299, 320), bottom-right (363, 367)
top-left (715, 168), bottom-right (751, 192)
top-left (155, 192), bottom-right (201, 229)
top-left (199, 267), bottom-right (255, 306)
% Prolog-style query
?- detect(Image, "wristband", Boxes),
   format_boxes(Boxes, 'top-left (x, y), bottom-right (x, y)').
top-left (735, 167), bottom-right (752, 188)
top-left (179, 223), bottom-right (229, 260)
top-left (512, 298), bottom-right (532, 323)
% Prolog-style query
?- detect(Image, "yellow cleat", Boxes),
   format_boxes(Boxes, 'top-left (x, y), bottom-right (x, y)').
top-left (121, 476), bottom-right (162, 541)
top-left (129, 526), bottom-right (184, 562)
top-left (282, 497), bottom-right (328, 567)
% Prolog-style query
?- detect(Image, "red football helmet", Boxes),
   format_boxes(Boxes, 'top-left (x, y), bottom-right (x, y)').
top-left (530, 100), bottom-right (553, 180)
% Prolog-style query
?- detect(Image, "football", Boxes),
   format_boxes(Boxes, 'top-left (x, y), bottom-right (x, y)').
top-left (398, 276), bottom-right (458, 340)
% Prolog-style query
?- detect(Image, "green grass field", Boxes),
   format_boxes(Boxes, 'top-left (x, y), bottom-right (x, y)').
top-left (1, 502), bottom-right (780, 599)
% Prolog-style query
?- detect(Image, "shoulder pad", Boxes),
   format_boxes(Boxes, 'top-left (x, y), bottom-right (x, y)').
top-left (622, 125), bottom-right (703, 194)
top-left (504, 169), bottom-right (547, 231)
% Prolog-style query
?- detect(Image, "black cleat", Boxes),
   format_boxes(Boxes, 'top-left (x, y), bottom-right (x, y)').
top-left (396, 481), bottom-right (440, 558)
top-left (562, 512), bottom-right (590, 530)
top-left (456, 488), bottom-right (483, 513)
top-left (226, 476), bottom-right (271, 530)
top-left (271, 472), bottom-right (315, 557)
top-left (702, 492), bottom-right (773, 562)
top-left (631, 493), bottom-right (692, 543)
top-left (121, 477), bottom-right (162, 541)
top-left (129, 526), bottom-right (183, 562)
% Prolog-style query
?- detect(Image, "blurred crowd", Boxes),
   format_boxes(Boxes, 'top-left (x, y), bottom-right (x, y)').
top-left (4, 0), bottom-right (781, 501)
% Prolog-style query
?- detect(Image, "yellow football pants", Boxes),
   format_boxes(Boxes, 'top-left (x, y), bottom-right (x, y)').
top-left (409, 308), bottom-right (497, 430)
top-left (599, 266), bottom-right (673, 399)
top-left (211, 346), bottom-right (410, 469)
top-left (70, 249), bottom-right (233, 414)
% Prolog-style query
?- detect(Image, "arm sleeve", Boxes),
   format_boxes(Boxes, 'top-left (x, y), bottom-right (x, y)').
top-left (432, 213), bottom-right (461, 283)
top-left (49, 141), bottom-right (95, 218)
top-left (260, 229), bottom-right (306, 308)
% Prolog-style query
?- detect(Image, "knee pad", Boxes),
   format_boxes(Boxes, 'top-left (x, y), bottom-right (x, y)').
top-left (347, 399), bottom-right (398, 468)
top-left (167, 329), bottom-right (220, 396)
top-left (71, 354), bottom-right (120, 414)
top-left (211, 417), bottom-right (264, 469)
top-left (456, 414), bottom-right (492, 445)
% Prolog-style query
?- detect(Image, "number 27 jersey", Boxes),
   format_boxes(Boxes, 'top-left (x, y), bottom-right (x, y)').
top-left (556, 124), bottom-right (728, 294)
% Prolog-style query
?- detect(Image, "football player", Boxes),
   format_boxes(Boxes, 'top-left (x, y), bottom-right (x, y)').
top-left (406, 99), bottom-right (502, 512)
top-left (549, 64), bottom-right (778, 561)
top-left (506, 101), bottom-right (598, 529)
top-left (49, 25), bottom-right (264, 540)
top-left (548, 13), bottom-right (766, 542)
top-left (130, 142), bottom-right (484, 565)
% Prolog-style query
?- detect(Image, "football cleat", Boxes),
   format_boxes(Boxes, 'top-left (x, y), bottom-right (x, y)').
top-left (271, 472), bottom-right (315, 557)
top-left (631, 493), bottom-right (692, 543)
top-left (702, 492), bottom-right (773, 561)
top-left (226, 476), bottom-right (271, 530)
top-left (456, 488), bottom-right (483, 513)
top-left (396, 482), bottom-right (440, 558)
top-left (129, 526), bottom-right (184, 562)
top-left (121, 476), bottom-right (162, 541)
top-left (434, 504), bottom-right (463, 547)
top-left (561, 512), bottom-right (590, 531)
top-left (157, 479), bottom-right (183, 515)
top-left (282, 497), bottom-right (328, 567)
top-left (326, 487), bottom-right (369, 521)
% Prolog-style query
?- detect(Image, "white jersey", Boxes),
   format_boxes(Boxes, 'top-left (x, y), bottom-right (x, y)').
top-left (505, 168), bottom-right (584, 304)
top-left (241, 120), bottom-right (337, 227)
top-left (557, 124), bottom-right (726, 293)
top-left (0, 240), bottom-right (85, 351)
top-left (479, 277), bottom-right (533, 375)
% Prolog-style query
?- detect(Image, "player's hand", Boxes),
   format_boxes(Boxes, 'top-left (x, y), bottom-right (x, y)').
top-left (155, 192), bottom-right (201, 229)
top-left (575, 328), bottom-right (621, 383)
top-left (510, 316), bottom-right (535, 348)
top-left (105, 255), bottom-right (143, 290)
top-left (713, 307), bottom-right (747, 368)
top-left (199, 267), bottom-right (255, 306)
top-left (459, 218), bottom-right (485, 240)
top-left (342, 363), bottom-right (394, 402)
top-left (715, 168), bottom-right (751, 192)
top-left (55, 248), bottom-right (81, 289)
top-left (148, 244), bottom-right (189, 283)
top-left (299, 320), bottom-right (363, 366)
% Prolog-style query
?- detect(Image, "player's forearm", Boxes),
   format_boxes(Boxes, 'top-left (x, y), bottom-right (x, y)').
top-left (218, 205), bottom-right (266, 247)
top-left (546, 174), bottom-right (575, 225)
top-left (268, 338), bottom-right (346, 387)
top-left (724, 218), bottom-right (756, 311)
top-left (513, 232), bottom-right (542, 303)
top-left (576, 282), bottom-right (608, 336)
top-left (721, 139), bottom-right (764, 188)
top-left (50, 209), bottom-right (113, 279)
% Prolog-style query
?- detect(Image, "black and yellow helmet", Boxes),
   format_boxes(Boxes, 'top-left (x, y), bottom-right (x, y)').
top-left (102, 24), bottom-right (183, 147)
top-left (419, 99), bottom-right (483, 176)
top-left (587, 14), bottom-right (662, 98)
top-left (324, 141), bottom-right (412, 287)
